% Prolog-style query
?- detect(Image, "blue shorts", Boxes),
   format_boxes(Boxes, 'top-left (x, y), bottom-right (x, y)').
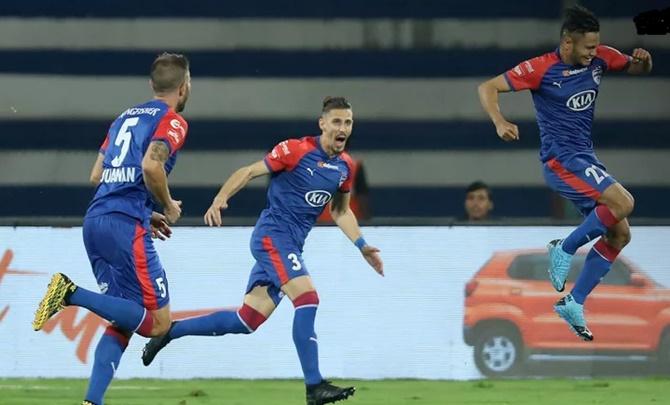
top-left (82, 213), bottom-right (169, 310)
top-left (246, 231), bottom-right (309, 306)
top-left (543, 154), bottom-right (617, 216)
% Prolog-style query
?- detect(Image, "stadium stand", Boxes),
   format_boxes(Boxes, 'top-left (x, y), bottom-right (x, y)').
top-left (1, 1), bottom-right (669, 219)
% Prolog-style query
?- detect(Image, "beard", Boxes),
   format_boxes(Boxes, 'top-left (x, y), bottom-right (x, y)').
top-left (176, 93), bottom-right (189, 113)
top-left (176, 100), bottom-right (186, 113)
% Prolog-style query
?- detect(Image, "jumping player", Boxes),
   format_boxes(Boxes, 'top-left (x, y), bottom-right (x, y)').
top-left (141, 96), bottom-right (384, 405)
top-left (477, 6), bottom-right (652, 341)
top-left (32, 52), bottom-right (191, 405)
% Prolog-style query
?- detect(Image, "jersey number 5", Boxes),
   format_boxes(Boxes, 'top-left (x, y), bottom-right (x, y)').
top-left (111, 117), bottom-right (140, 167)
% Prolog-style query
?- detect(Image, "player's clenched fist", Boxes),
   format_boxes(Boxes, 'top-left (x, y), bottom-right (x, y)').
top-left (204, 197), bottom-right (228, 226)
top-left (631, 48), bottom-right (651, 64)
top-left (495, 120), bottom-right (519, 142)
top-left (164, 199), bottom-right (182, 224)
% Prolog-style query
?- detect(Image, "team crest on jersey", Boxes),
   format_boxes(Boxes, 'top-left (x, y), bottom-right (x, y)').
top-left (592, 66), bottom-right (602, 85)
top-left (304, 190), bottom-right (332, 207)
top-left (566, 90), bottom-right (597, 111)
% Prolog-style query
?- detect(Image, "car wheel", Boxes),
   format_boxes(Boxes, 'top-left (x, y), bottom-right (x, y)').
top-left (656, 332), bottom-right (670, 373)
top-left (474, 327), bottom-right (524, 377)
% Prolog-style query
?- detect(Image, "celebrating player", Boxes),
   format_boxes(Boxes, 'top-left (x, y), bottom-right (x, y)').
top-left (32, 52), bottom-right (191, 405)
top-left (141, 96), bottom-right (384, 405)
top-left (477, 6), bottom-right (652, 341)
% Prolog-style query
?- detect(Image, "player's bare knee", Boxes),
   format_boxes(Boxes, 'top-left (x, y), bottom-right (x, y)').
top-left (237, 304), bottom-right (268, 334)
top-left (618, 227), bottom-right (632, 247)
top-left (617, 193), bottom-right (635, 218)
top-left (605, 227), bottom-right (631, 250)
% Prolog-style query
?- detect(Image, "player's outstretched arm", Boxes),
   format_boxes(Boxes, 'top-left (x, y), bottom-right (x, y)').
top-left (204, 160), bottom-right (270, 226)
top-left (142, 141), bottom-right (182, 224)
top-left (330, 192), bottom-right (384, 276)
top-left (477, 74), bottom-right (520, 142)
top-left (89, 152), bottom-right (105, 186)
top-left (627, 48), bottom-right (653, 75)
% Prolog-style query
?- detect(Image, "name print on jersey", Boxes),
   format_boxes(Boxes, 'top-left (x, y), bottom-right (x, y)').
top-left (100, 167), bottom-right (136, 184)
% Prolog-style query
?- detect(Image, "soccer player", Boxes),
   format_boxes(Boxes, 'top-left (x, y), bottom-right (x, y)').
top-left (32, 52), bottom-right (191, 405)
top-left (141, 96), bottom-right (384, 405)
top-left (477, 6), bottom-right (652, 341)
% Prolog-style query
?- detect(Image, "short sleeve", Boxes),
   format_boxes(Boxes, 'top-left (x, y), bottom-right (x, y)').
top-left (597, 45), bottom-right (631, 72)
top-left (99, 133), bottom-right (110, 154)
top-left (152, 111), bottom-right (188, 154)
top-left (264, 139), bottom-right (305, 172)
top-left (338, 153), bottom-right (355, 193)
top-left (504, 55), bottom-right (551, 91)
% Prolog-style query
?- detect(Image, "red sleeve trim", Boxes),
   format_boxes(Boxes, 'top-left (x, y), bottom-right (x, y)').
top-left (338, 152), bottom-right (355, 193)
top-left (504, 52), bottom-right (558, 91)
top-left (597, 45), bottom-right (631, 72)
top-left (152, 110), bottom-right (188, 154)
top-left (264, 138), bottom-right (316, 172)
top-left (99, 133), bottom-right (110, 153)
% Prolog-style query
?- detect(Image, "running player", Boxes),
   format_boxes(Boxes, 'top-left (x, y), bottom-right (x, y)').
top-left (32, 52), bottom-right (191, 405)
top-left (477, 6), bottom-right (652, 341)
top-left (141, 96), bottom-right (384, 405)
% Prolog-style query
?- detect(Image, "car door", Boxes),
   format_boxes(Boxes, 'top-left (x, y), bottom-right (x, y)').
top-left (586, 260), bottom-right (655, 350)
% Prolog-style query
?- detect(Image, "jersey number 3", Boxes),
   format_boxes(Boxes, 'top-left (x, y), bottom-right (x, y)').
top-left (287, 253), bottom-right (302, 271)
top-left (111, 117), bottom-right (140, 167)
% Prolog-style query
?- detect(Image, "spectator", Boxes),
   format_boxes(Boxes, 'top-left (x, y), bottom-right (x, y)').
top-left (463, 181), bottom-right (494, 221)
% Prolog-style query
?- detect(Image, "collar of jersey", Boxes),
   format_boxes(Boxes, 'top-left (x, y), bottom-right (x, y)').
top-left (314, 135), bottom-right (339, 160)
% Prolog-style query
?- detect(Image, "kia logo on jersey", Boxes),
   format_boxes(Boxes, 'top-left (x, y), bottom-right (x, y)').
top-left (566, 90), bottom-right (597, 111)
top-left (305, 190), bottom-right (332, 207)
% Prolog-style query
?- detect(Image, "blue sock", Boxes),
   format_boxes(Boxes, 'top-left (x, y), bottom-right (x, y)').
top-left (169, 310), bottom-right (250, 339)
top-left (84, 328), bottom-right (129, 405)
top-left (562, 205), bottom-right (618, 254)
top-left (293, 306), bottom-right (322, 385)
top-left (69, 287), bottom-right (147, 332)
top-left (571, 240), bottom-right (619, 304)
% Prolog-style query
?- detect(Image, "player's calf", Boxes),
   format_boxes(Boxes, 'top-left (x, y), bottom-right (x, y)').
top-left (142, 306), bottom-right (267, 366)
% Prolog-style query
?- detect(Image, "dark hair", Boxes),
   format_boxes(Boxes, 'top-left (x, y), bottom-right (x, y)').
top-left (322, 96), bottom-right (352, 114)
top-left (466, 181), bottom-right (492, 199)
top-left (150, 52), bottom-right (190, 94)
top-left (561, 5), bottom-right (599, 37)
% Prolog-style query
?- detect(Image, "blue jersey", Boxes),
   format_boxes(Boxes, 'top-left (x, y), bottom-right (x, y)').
top-left (257, 136), bottom-right (354, 246)
top-left (86, 100), bottom-right (188, 221)
top-left (504, 45), bottom-right (631, 162)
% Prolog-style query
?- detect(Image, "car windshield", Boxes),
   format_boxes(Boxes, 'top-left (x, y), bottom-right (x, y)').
top-left (507, 253), bottom-right (632, 286)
